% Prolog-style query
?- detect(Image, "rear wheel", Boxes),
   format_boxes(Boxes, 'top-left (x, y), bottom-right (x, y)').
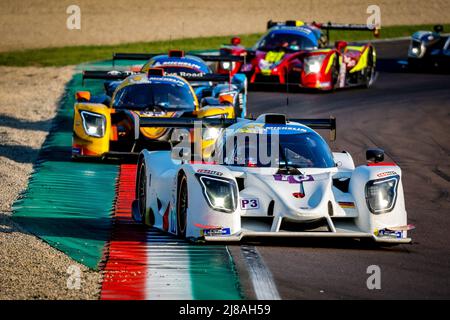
top-left (177, 174), bottom-right (188, 238)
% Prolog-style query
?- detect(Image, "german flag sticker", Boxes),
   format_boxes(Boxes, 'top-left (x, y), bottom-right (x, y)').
top-left (338, 202), bottom-right (355, 209)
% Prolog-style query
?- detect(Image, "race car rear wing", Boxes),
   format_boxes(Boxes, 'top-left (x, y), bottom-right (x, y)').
top-left (267, 20), bottom-right (380, 40)
top-left (138, 117), bottom-right (237, 128)
top-left (82, 70), bottom-right (136, 84)
top-left (137, 116), bottom-right (336, 140)
top-left (112, 52), bottom-right (245, 66)
top-left (314, 22), bottom-right (379, 32)
top-left (289, 117), bottom-right (336, 141)
top-left (82, 70), bottom-right (231, 85)
top-left (193, 54), bottom-right (245, 62)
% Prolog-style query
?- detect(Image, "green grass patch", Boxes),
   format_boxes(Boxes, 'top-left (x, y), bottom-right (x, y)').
top-left (1, 24), bottom-right (448, 67)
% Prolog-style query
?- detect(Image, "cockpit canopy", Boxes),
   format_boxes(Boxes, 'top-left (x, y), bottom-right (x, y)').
top-left (112, 81), bottom-right (196, 112)
top-left (218, 126), bottom-right (335, 168)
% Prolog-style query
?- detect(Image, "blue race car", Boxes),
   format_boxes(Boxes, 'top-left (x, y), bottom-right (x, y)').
top-left (407, 25), bottom-right (450, 72)
top-left (111, 50), bottom-right (248, 117)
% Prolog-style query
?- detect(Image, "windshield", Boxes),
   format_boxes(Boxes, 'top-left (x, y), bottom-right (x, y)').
top-left (227, 132), bottom-right (335, 168)
top-left (112, 82), bottom-right (195, 111)
top-left (256, 32), bottom-right (316, 52)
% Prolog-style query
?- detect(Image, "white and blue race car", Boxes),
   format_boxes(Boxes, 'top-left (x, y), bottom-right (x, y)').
top-left (132, 114), bottom-right (413, 244)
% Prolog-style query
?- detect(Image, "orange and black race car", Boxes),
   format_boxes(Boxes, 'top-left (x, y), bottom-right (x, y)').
top-left (72, 68), bottom-right (237, 160)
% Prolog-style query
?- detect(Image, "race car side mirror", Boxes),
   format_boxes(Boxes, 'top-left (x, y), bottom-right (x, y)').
top-left (366, 148), bottom-right (384, 163)
top-left (219, 93), bottom-right (234, 105)
top-left (434, 25), bottom-right (444, 33)
top-left (75, 91), bottom-right (91, 102)
top-left (335, 41), bottom-right (347, 52)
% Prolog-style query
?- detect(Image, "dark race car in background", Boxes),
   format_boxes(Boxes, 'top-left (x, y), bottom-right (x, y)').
top-left (407, 25), bottom-right (450, 72)
top-left (218, 20), bottom-right (380, 91)
top-left (111, 50), bottom-right (248, 117)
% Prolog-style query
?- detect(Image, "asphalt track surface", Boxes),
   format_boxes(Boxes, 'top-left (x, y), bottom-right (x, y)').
top-left (228, 40), bottom-right (450, 299)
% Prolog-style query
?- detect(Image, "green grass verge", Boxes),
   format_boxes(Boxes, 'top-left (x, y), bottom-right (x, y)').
top-left (1, 24), bottom-right (448, 67)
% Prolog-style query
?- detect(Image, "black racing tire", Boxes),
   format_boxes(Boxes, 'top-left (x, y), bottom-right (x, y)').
top-left (331, 54), bottom-right (340, 89)
top-left (136, 158), bottom-right (151, 225)
top-left (325, 54), bottom-right (340, 92)
top-left (365, 47), bottom-right (375, 88)
top-left (176, 173), bottom-right (188, 238)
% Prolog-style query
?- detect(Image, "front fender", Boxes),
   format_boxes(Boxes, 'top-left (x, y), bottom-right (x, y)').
top-left (72, 103), bottom-right (111, 157)
top-left (349, 164), bottom-right (407, 237)
top-left (181, 164), bottom-right (241, 239)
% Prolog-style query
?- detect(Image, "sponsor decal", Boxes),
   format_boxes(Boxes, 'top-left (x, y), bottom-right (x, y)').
top-left (297, 26), bottom-right (312, 34)
top-left (202, 227), bottom-right (231, 236)
top-left (238, 123), bottom-right (264, 134)
top-left (159, 61), bottom-right (202, 69)
top-left (338, 201), bottom-right (355, 209)
top-left (129, 75), bottom-right (147, 83)
top-left (165, 71), bottom-right (206, 78)
top-left (240, 198), bottom-right (260, 210)
top-left (148, 76), bottom-right (186, 86)
top-left (377, 171), bottom-right (397, 178)
top-left (196, 169), bottom-right (223, 176)
top-left (367, 162), bottom-right (397, 167)
top-left (292, 192), bottom-right (305, 198)
top-left (264, 126), bottom-right (307, 133)
top-left (72, 147), bottom-right (81, 155)
top-left (273, 174), bottom-right (314, 184)
top-left (279, 26), bottom-right (312, 34)
top-left (238, 124), bottom-right (307, 134)
top-left (108, 70), bottom-right (135, 76)
top-left (374, 228), bottom-right (404, 239)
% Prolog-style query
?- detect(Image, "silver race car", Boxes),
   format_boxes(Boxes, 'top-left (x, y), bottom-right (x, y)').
top-left (132, 114), bottom-right (413, 244)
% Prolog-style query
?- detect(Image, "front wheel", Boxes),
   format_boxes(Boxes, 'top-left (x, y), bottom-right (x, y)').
top-left (136, 159), bottom-right (154, 225)
top-left (365, 48), bottom-right (376, 88)
top-left (330, 54), bottom-right (340, 91)
top-left (176, 174), bottom-right (188, 238)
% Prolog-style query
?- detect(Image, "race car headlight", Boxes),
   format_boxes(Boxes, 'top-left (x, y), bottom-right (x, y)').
top-left (220, 61), bottom-right (234, 71)
top-left (408, 40), bottom-right (425, 58)
top-left (304, 55), bottom-right (326, 74)
top-left (365, 176), bottom-right (399, 214)
top-left (197, 175), bottom-right (237, 213)
top-left (80, 111), bottom-right (105, 138)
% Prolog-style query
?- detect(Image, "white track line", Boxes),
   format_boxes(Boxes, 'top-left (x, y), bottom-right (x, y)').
top-left (241, 245), bottom-right (281, 300)
top-left (145, 233), bottom-right (194, 300)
